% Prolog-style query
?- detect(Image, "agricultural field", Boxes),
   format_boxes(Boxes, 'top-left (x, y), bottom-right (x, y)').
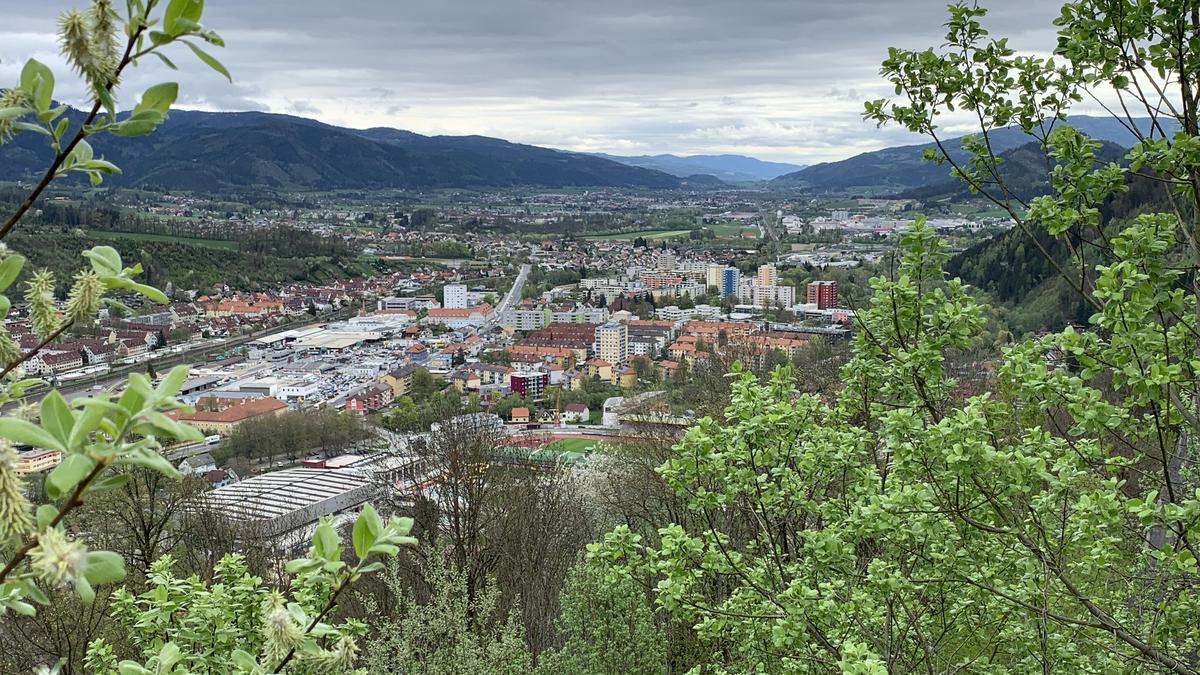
top-left (582, 228), bottom-right (691, 241)
top-left (708, 222), bottom-right (759, 238)
top-left (89, 230), bottom-right (241, 251)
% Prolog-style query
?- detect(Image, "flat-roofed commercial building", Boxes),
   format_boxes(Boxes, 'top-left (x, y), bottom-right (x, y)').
top-left (196, 467), bottom-right (374, 536)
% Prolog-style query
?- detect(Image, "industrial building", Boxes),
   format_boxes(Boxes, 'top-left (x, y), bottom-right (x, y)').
top-left (196, 465), bottom-right (374, 537)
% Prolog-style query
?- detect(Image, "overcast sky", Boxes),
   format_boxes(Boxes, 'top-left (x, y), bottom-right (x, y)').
top-left (0, 0), bottom-right (1066, 163)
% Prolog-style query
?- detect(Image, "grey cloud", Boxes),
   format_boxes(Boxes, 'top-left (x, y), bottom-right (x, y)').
top-left (286, 99), bottom-right (321, 114)
top-left (0, 0), bottom-right (1064, 163)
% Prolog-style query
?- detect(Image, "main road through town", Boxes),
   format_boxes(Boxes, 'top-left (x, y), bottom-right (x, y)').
top-left (482, 263), bottom-right (530, 331)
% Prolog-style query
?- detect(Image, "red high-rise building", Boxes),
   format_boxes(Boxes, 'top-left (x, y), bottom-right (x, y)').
top-left (510, 371), bottom-right (548, 399)
top-left (806, 280), bottom-right (838, 309)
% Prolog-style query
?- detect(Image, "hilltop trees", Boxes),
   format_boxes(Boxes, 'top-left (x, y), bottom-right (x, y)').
top-left (591, 0), bottom-right (1200, 671)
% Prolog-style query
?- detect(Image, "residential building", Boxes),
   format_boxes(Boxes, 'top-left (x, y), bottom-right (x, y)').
top-left (706, 264), bottom-right (740, 298)
top-left (721, 267), bottom-right (740, 298)
top-left (180, 453), bottom-right (218, 476)
top-left (594, 322), bottom-right (628, 365)
top-left (15, 449), bottom-right (61, 474)
top-left (739, 282), bottom-right (796, 308)
top-left (344, 383), bottom-right (394, 414)
top-left (511, 371), bottom-right (548, 400)
top-left (442, 284), bottom-right (468, 309)
top-left (807, 280), bottom-right (839, 309)
top-left (757, 263), bottom-right (779, 287)
top-left (423, 304), bottom-right (493, 329)
top-left (173, 396), bottom-right (289, 435)
top-left (503, 307), bottom-right (550, 332)
top-left (562, 403), bottom-right (589, 424)
top-left (379, 364), bottom-right (418, 398)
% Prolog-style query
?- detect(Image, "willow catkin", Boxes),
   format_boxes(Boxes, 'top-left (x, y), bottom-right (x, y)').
top-left (65, 270), bottom-right (103, 325)
top-left (25, 270), bottom-right (58, 340)
top-left (261, 591), bottom-right (303, 663)
top-left (0, 89), bottom-right (30, 143)
top-left (29, 527), bottom-right (88, 586)
top-left (88, 0), bottom-right (120, 84)
top-left (0, 441), bottom-right (33, 540)
top-left (58, 7), bottom-right (116, 89)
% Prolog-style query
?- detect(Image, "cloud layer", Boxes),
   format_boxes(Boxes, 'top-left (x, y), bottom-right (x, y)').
top-left (0, 0), bottom-right (1065, 163)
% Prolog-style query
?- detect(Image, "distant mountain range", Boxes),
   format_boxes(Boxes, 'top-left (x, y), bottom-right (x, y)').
top-left (590, 153), bottom-right (805, 182)
top-left (0, 109), bottom-right (684, 192)
top-left (769, 116), bottom-right (1181, 193)
top-left (0, 108), bottom-right (1174, 195)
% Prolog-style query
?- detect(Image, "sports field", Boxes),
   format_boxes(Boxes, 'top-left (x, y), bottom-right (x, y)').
top-left (544, 437), bottom-right (598, 453)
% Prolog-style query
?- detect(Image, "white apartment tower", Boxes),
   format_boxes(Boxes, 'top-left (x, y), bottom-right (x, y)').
top-left (442, 284), bottom-right (468, 309)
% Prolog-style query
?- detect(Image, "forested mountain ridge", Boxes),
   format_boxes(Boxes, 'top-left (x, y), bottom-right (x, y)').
top-left (770, 115), bottom-right (1179, 193)
top-left (0, 108), bottom-right (684, 192)
top-left (901, 139), bottom-right (1127, 203)
top-left (947, 169), bottom-right (1177, 333)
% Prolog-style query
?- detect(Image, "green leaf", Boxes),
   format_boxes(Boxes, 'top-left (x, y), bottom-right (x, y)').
top-left (18, 579), bottom-right (49, 605)
top-left (84, 550), bottom-right (126, 584)
top-left (37, 105), bottom-right (67, 125)
top-left (230, 650), bottom-right (257, 670)
top-left (353, 506), bottom-right (377, 559)
top-left (119, 447), bottom-right (180, 478)
top-left (90, 473), bottom-right (131, 493)
top-left (109, 118), bottom-right (160, 137)
top-left (150, 51), bottom-right (179, 70)
top-left (0, 417), bottom-right (64, 451)
top-left (0, 254), bottom-right (26, 292)
top-left (184, 41), bottom-right (231, 82)
top-left (12, 122), bottom-right (50, 137)
top-left (40, 390), bottom-right (76, 448)
top-left (83, 246), bottom-right (122, 277)
top-left (68, 400), bottom-right (107, 451)
top-left (94, 82), bottom-right (116, 120)
top-left (128, 282), bottom-right (169, 304)
top-left (71, 140), bottom-right (94, 165)
top-left (19, 59), bottom-right (54, 111)
top-left (7, 599), bottom-right (35, 616)
top-left (36, 504), bottom-right (57, 530)
top-left (157, 642), bottom-right (182, 670)
top-left (149, 30), bottom-right (174, 46)
top-left (158, 365), bottom-right (190, 398)
top-left (163, 0), bottom-right (203, 34)
top-left (81, 159), bottom-right (122, 174)
top-left (74, 576), bottom-right (95, 605)
top-left (46, 454), bottom-right (96, 499)
top-left (314, 521), bottom-right (339, 561)
top-left (134, 83), bottom-right (178, 116)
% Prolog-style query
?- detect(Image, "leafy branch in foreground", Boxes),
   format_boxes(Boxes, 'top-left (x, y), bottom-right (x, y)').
top-left (83, 506), bottom-right (416, 674)
top-left (0, 0), bottom-right (232, 633)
